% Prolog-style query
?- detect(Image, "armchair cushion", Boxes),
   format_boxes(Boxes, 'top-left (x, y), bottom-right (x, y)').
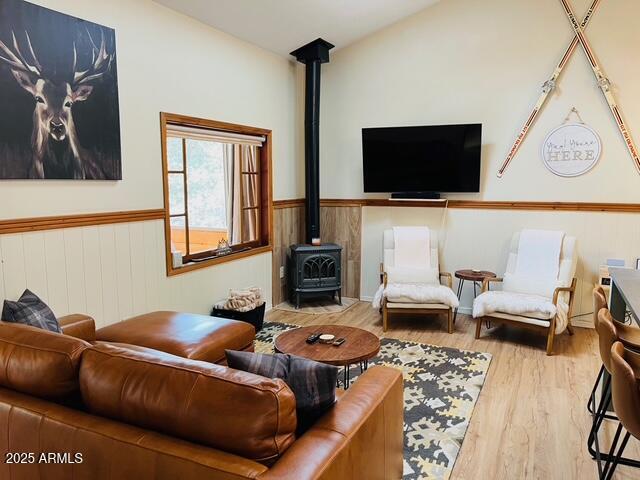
top-left (386, 266), bottom-right (439, 285)
top-left (473, 291), bottom-right (556, 320)
top-left (503, 273), bottom-right (559, 299)
top-left (473, 291), bottom-right (570, 333)
top-left (373, 283), bottom-right (459, 309)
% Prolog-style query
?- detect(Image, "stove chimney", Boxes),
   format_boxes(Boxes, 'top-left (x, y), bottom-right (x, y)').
top-left (290, 38), bottom-right (334, 246)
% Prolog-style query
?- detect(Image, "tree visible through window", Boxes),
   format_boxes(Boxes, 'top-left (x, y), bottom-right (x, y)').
top-left (161, 113), bottom-right (272, 274)
top-left (167, 138), bottom-right (227, 254)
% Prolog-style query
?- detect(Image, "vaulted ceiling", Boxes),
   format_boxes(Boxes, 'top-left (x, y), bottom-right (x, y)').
top-left (154, 0), bottom-right (440, 57)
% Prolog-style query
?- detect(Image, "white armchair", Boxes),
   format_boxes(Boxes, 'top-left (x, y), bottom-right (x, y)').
top-left (378, 228), bottom-right (458, 333)
top-left (472, 230), bottom-right (578, 355)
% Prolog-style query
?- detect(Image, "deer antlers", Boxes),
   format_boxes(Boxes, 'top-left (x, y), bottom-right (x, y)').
top-left (72, 29), bottom-right (113, 85)
top-left (0, 31), bottom-right (43, 77)
top-left (0, 29), bottom-right (113, 85)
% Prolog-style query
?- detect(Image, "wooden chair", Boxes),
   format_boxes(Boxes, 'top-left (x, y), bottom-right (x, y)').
top-left (473, 231), bottom-right (578, 355)
top-left (380, 229), bottom-right (455, 333)
top-left (588, 309), bottom-right (640, 474)
top-left (604, 342), bottom-right (640, 479)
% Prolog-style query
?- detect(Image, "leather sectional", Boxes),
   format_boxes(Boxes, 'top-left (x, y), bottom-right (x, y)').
top-left (0, 311), bottom-right (404, 479)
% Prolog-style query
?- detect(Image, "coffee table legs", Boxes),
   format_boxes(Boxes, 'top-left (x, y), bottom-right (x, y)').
top-left (336, 361), bottom-right (369, 390)
top-left (343, 364), bottom-right (350, 389)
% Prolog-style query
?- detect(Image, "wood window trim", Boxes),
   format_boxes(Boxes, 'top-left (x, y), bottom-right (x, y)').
top-left (160, 112), bottom-right (273, 277)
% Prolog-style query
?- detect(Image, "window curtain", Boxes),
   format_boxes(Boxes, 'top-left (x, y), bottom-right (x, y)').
top-left (222, 144), bottom-right (241, 244)
top-left (240, 144), bottom-right (259, 243)
top-left (223, 144), bottom-right (259, 244)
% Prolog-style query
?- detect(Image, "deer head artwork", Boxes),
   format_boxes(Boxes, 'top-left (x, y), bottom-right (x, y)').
top-left (0, 30), bottom-right (114, 179)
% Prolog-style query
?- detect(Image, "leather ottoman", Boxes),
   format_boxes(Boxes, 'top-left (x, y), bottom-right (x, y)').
top-left (95, 311), bottom-right (255, 364)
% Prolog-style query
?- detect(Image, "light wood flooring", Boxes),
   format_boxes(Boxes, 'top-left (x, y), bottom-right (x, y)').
top-left (266, 301), bottom-right (640, 480)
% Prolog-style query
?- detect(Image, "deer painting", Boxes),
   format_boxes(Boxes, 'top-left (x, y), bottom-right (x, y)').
top-left (0, 30), bottom-right (116, 179)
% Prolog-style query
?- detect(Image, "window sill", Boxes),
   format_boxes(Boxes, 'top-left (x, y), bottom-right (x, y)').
top-left (166, 244), bottom-right (272, 276)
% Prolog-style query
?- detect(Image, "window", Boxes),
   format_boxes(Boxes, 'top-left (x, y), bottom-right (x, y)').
top-left (160, 113), bottom-right (272, 275)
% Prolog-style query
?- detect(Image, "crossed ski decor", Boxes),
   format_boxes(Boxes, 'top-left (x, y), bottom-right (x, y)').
top-left (497, 0), bottom-right (640, 177)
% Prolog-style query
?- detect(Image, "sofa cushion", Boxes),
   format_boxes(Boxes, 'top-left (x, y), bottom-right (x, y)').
top-left (2, 289), bottom-right (61, 333)
top-left (226, 350), bottom-right (339, 432)
top-left (79, 343), bottom-right (297, 464)
top-left (0, 322), bottom-right (90, 399)
top-left (95, 311), bottom-right (255, 364)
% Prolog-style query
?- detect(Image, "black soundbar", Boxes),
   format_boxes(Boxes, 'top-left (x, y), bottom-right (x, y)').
top-left (390, 192), bottom-right (441, 200)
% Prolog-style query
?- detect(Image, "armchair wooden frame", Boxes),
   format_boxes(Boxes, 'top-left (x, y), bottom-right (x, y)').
top-left (381, 265), bottom-right (454, 334)
top-left (474, 277), bottom-right (577, 355)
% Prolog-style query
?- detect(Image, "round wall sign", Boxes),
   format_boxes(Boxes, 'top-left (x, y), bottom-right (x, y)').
top-left (541, 122), bottom-right (601, 177)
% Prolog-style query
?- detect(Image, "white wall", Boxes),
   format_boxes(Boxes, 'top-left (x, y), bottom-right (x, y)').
top-left (318, 0), bottom-right (640, 326)
top-left (321, 0), bottom-right (640, 201)
top-left (1, 0), bottom-right (302, 220)
top-left (0, 0), bottom-right (296, 323)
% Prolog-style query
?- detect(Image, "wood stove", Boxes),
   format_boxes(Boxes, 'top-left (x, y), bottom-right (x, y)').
top-left (287, 38), bottom-right (342, 308)
top-left (288, 244), bottom-right (341, 309)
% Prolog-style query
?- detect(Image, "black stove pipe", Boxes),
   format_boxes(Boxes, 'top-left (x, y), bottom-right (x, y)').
top-left (290, 38), bottom-right (334, 245)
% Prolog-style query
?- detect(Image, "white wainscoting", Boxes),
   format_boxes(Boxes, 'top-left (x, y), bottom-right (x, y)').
top-left (0, 220), bottom-right (272, 328)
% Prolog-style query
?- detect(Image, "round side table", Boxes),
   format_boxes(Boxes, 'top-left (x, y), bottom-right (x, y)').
top-left (454, 269), bottom-right (496, 322)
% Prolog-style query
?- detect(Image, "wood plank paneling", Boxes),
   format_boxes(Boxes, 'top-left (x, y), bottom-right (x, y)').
top-left (1, 235), bottom-right (26, 300)
top-left (272, 205), bottom-right (305, 306)
top-left (98, 226), bottom-right (118, 328)
top-left (143, 221), bottom-right (161, 312)
top-left (129, 223), bottom-right (148, 316)
top-left (321, 205), bottom-right (362, 299)
top-left (272, 204), bottom-right (362, 306)
top-left (22, 233), bottom-right (48, 301)
top-left (0, 237), bottom-right (5, 302)
top-left (0, 219), bottom-right (271, 327)
top-left (82, 227), bottom-right (104, 327)
top-left (43, 231), bottom-right (69, 315)
top-left (114, 224), bottom-right (134, 320)
top-left (64, 229), bottom-right (87, 315)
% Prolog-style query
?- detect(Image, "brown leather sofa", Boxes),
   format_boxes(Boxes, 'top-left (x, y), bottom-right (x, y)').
top-left (0, 317), bottom-right (403, 479)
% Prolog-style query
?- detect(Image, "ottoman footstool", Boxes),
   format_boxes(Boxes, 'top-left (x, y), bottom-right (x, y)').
top-left (95, 311), bottom-right (255, 365)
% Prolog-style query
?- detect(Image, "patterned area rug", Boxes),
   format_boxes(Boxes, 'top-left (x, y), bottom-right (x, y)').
top-left (256, 322), bottom-right (492, 480)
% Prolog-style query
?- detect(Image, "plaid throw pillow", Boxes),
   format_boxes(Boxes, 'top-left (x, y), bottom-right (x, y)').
top-left (225, 350), bottom-right (339, 432)
top-left (2, 289), bottom-right (61, 333)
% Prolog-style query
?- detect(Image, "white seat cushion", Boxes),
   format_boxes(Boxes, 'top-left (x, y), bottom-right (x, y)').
top-left (472, 291), bottom-right (556, 320)
top-left (372, 283), bottom-right (459, 309)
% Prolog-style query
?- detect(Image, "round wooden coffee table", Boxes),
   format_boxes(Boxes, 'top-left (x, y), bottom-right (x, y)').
top-left (274, 325), bottom-right (380, 389)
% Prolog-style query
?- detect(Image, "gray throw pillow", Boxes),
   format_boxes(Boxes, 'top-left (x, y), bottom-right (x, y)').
top-left (2, 289), bottom-right (61, 333)
top-left (225, 349), bottom-right (339, 432)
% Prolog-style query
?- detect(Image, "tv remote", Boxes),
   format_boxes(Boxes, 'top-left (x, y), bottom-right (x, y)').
top-left (306, 333), bottom-right (321, 344)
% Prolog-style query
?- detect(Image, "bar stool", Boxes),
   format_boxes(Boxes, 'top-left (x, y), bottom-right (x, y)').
top-left (588, 308), bottom-right (640, 474)
top-left (588, 287), bottom-right (640, 415)
top-left (602, 342), bottom-right (640, 480)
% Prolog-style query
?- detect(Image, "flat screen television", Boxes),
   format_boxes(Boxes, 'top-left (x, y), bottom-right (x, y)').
top-left (362, 123), bottom-right (482, 194)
